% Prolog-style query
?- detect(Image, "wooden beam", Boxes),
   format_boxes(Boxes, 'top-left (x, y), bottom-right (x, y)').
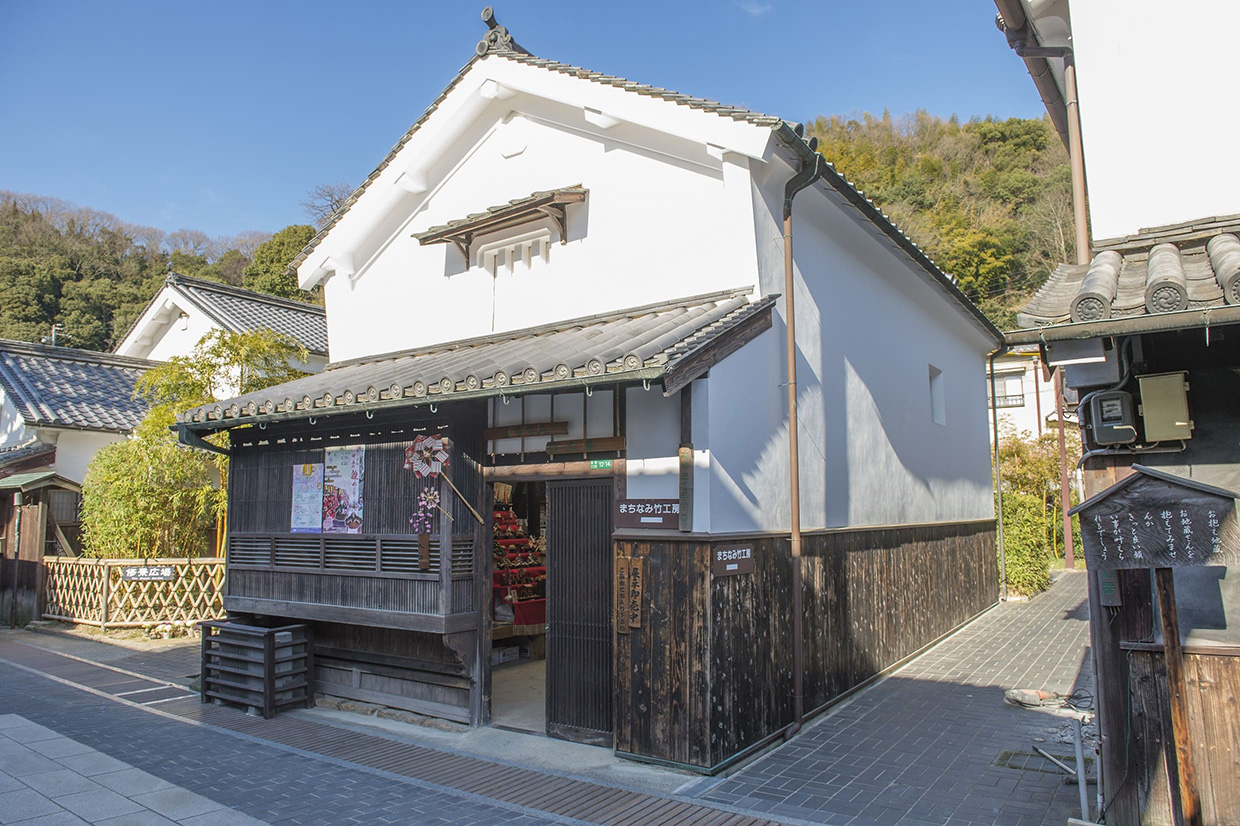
top-left (1155, 567), bottom-right (1202, 825)
top-left (484, 460), bottom-right (617, 482)
top-left (679, 385), bottom-right (693, 533)
top-left (483, 421), bottom-right (569, 441)
top-left (545, 436), bottom-right (626, 456)
top-left (662, 304), bottom-right (774, 397)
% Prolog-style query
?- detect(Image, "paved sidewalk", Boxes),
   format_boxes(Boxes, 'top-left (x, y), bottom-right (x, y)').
top-left (702, 572), bottom-right (1095, 826)
top-left (0, 714), bottom-right (259, 826)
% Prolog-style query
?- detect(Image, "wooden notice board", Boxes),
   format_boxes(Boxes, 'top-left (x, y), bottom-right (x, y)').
top-left (1069, 464), bottom-right (1240, 570)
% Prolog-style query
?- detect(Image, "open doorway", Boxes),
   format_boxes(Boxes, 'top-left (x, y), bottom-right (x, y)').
top-left (488, 477), bottom-right (615, 745)
top-left (489, 481), bottom-right (548, 734)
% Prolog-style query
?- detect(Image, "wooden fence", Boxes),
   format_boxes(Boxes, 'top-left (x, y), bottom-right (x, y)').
top-left (43, 557), bottom-right (225, 629)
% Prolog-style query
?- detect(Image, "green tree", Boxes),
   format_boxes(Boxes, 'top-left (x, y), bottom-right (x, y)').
top-left (80, 328), bottom-right (308, 558)
top-left (242, 224), bottom-right (317, 301)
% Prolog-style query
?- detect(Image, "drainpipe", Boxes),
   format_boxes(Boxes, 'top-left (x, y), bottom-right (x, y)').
top-left (781, 127), bottom-right (827, 739)
top-left (990, 349), bottom-right (1009, 602)
top-left (10, 491), bottom-right (22, 629)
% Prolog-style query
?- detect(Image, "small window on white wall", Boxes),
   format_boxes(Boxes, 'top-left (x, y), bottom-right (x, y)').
top-left (928, 364), bottom-right (946, 426)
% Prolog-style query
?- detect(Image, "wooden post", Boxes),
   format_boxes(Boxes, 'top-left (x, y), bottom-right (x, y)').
top-left (679, 384), bottom-right (693, 533)
top-left (99, 561), bottom-right (111, 632)
top-left (1155, 567), bottom-right (1201, 826)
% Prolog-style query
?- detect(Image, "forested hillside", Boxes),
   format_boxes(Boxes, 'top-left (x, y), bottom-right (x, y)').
top-left (808, 111), bottom-right (1073, 328)
top-left (0, 110), bottom-right (1068, 349)
top-left (0, 191), bottom-right (314, 351)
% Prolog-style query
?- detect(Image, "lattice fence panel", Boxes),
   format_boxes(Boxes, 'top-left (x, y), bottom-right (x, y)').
top-left (43, 558), bottom-right (225, 627)
top-left (43, 558), bottom-right (107, 623)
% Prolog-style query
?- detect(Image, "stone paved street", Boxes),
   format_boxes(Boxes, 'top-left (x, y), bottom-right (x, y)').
top-left (702, 571), bottom-right (1095, 825)
top-left (0, 572), bottom-right (1095, 826)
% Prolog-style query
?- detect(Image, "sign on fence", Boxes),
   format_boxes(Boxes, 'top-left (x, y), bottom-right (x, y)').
top-left (121, 565), bottom-right (175, 581)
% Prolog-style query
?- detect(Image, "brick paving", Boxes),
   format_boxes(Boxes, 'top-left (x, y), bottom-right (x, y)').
top-left (702, 571), bottom-right (1096, 826)
top-left (0, 668), bottom-right (556, 825)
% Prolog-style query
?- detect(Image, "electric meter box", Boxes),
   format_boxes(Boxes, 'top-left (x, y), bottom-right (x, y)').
top-left (1089, 391), bottom-right (1137, 445)
top-left (1138, 372), bottom-right (1193, 441)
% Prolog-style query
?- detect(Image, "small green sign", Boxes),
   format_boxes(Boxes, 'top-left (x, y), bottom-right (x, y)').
top-left (590, 459), bottom-right (613, 470)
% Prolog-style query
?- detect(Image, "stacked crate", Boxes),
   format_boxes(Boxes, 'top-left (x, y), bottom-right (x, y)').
top-left (199, 620), bottom-right (313, 719)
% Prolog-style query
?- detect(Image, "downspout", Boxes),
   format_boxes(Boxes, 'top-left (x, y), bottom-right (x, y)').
top-left (9, 491), bottom-right (22, 629)
top-left (990, 349), bottom-right (1009, 602)
top-left (781, 127), bottom-right (828, 739)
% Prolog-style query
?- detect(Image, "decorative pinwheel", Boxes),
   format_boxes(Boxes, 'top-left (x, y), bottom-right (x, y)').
top-left (405, 435), bottom-right (453, 478)
top-left (403, 434), bottom-right (483, 524)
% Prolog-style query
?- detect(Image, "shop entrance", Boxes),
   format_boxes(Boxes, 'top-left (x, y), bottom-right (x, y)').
top-left (488, 477), bottom-right (614, 746)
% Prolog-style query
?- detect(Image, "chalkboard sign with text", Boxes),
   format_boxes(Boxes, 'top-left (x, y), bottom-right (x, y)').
top-left (1069, 465), bottom-right (1240, 570)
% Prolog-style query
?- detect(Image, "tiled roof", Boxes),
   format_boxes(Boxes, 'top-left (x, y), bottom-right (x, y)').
top-left (1016, 215), bottom-right (1240, 331)
top-left (0, 341), bottom-right (156, 433)
top-left (0, 439), bottom-right (56, 476)
top-left (167, 274), bottom-right (328, 356)
top-left (414, 185), bottom-right (586, 241)
top-left (181, 288), bottom-right (775, 430)
top-left (286, 28), bottom-right (1000, 346)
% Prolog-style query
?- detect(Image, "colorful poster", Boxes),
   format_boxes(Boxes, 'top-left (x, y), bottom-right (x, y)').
top-left (322, 446), bottom-right (365, 534)
top-left (290, 463), bottom-right (323, 533)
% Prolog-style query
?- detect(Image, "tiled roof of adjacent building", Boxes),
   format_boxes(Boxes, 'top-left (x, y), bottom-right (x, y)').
top-left (1013, 214), bottom-right (1240, 340)
top-left (119, 273), bottom-right (329, 357)
top-left (180, 288), bottom-right (776, 431)
top-left (0, 340), bottom-right (156, 433)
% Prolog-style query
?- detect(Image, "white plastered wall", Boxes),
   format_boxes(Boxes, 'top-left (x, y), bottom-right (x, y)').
top-left (0, 394), bottom-right (28, 449)
top-left (42, 429), bottom-right (126, 486)
top-left (703, 161), bottom-right (997, 533)
top-left (318, 61), bottom-right (764, 363)
top-left (1071, 0), bottom-right (1240, 239)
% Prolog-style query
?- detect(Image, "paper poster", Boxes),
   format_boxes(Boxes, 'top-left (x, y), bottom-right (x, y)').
top-left (290, 463), bottom-right (324, 533)
top-left (323, 445), bottom-right (365, 534)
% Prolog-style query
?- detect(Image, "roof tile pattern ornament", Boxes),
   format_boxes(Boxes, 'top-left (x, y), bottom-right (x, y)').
top-left (476, 7), bottom-right (526, 56)
top-left (1017, 214), bottom-right (1240, 332)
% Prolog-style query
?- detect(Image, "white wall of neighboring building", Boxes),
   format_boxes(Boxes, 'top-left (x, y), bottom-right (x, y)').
top-left (43, 429), bottom-right (125, 485)
top-left (1070, 0), bottom-right (1240, 239)
top-left (988, 353), bottom-right (1058, 440)
top-left (0, 393), bottom-right (28, 448)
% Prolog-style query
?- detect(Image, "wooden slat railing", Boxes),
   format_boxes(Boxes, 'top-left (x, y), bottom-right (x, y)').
top-left (43, 557), bottom-right (225, 629)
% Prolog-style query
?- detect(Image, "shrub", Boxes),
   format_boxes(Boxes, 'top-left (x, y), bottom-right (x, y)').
top-left (1000, 491), bottom-right (1052, 596)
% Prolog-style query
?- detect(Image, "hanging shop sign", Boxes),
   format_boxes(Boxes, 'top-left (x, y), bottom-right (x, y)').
top-left (323, 445), bottom-right (365, 534)
top-left (711, 546), bottom-right (754, 577)
top-left (615, 554), bottom-right (631, 633)
top-left (121, 565), bottom-right (175, 582)
top-left (627, 557), bottom-right (644, 628)
top-left (1069, 465), bottom-right (1240, 570)
top-left (615, 498), bottom-right (680, 529)
top-left (290, 463), bottom-right (324, 533)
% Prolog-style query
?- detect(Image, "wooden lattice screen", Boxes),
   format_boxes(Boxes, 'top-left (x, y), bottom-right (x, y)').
top-left (43, 558), bottom-right (225, 629)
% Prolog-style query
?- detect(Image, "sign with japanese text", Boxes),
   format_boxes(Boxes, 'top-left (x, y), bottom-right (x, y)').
top-left (121, 565), bottom-right (174, 582)
top-left (615, 498), bottom-right (679, 529)
top-left (290, 463), bottom-right (324, 533)
top-left (615, 553), bottom-right (631, 633)
top-left (627, 557), bottom-right (644, 628)
top-left (323, 445), bottom-right (365, 534)
top-left (1070, 466), bottom-right (1240, 571)
top-left (711, 546), bottom-right (755, 577)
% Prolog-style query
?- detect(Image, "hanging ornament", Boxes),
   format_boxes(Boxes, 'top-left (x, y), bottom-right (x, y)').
top-left (405, 434), bottom-right (453, 478)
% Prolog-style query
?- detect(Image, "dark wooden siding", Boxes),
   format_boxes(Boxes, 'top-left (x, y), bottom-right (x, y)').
top-left (310, 622), bottom-right (472, 722)
top-left (614, 537), bottom-right (712, 767)
top-left (615, 520), bottom-right (997, 770)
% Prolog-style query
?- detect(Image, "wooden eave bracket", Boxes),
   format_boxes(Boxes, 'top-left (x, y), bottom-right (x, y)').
top-left (661, 300), bottom-right (776, 397)
top-left (414, 190), bottom-right (586, 258)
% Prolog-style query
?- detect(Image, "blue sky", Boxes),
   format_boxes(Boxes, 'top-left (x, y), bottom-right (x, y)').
top-left (0, 2), bottom-right (1041, 240)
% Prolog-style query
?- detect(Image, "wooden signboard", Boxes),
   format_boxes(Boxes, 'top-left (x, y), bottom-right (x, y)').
top-left (711, 546), bottom-right (755, 577)
top-left (627, 558), bottom-right (644, 628)
top-left (1069, 465), bottom-right (1240, 570)
top-left (615, 554), bottom-right (630, 633)
top-left (615, 499), bottom-right (680, 529)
